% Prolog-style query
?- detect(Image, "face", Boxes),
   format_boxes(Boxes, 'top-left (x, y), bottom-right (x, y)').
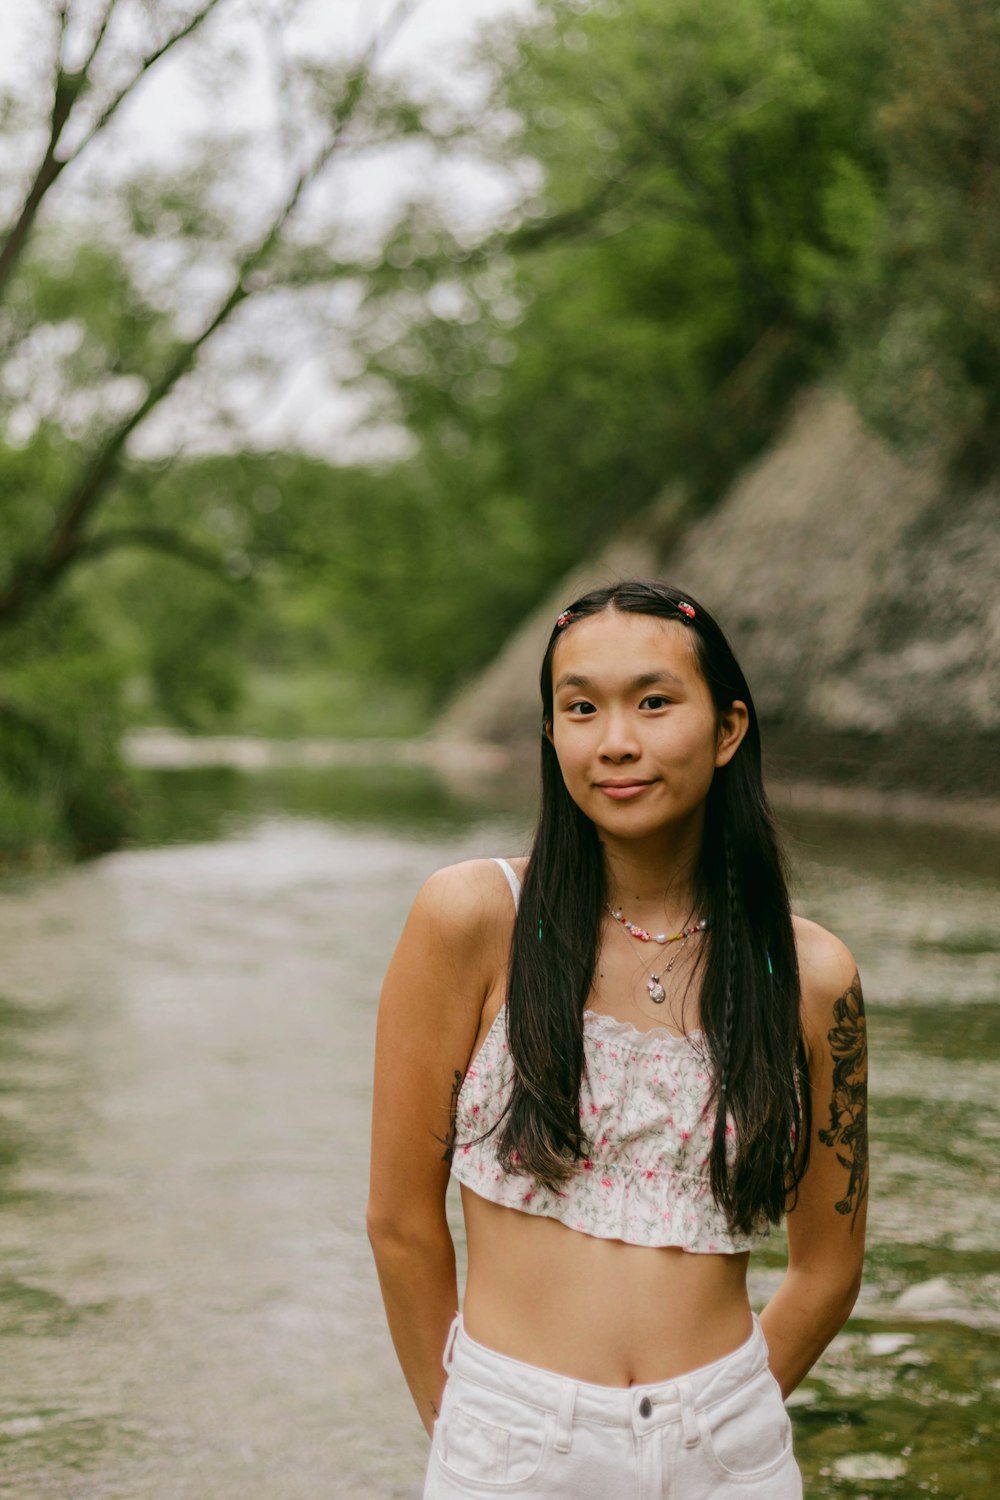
top-left (544, 608), bottom-right (748, 842)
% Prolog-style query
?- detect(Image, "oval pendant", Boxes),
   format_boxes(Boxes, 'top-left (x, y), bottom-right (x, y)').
top-left (648, 980), bottom-right (666, 1004)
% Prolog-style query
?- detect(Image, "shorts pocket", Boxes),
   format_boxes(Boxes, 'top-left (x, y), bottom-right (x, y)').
top-left (697, 1366), bottom-right (795, 1483)
top-left (434, 1378), bottom-right (552, 1491)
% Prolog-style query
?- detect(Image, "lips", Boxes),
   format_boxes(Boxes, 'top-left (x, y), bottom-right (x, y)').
top-left (596, 779), bottom-right (656, 800)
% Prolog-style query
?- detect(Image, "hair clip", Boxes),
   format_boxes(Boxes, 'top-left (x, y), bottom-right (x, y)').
top-left (555, 609), bottom-right (575, 628)
top-left (676, 601), bottom-right (696, 620)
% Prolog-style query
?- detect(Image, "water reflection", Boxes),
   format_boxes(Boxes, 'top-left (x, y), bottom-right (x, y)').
top-left (126, 760), bottom-right (517, 848)
top-left (0, 759), bottom-right (996, 1499)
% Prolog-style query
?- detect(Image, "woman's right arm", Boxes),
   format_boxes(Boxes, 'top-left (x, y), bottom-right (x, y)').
top-left (367, 861), bottom-right (500, 1437)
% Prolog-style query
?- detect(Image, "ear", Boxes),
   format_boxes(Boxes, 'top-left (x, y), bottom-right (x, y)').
top-left (542, 718), bottom-right (554, 745)
top-left (715, 700), bottom-right (749, 768)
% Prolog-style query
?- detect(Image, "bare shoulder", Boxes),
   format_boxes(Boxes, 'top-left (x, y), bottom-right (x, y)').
top-left (791, 914), bottom-right (864, 1050)
top-left (791, 913), bottom-right (859, 993)
top-left (379, 858), bottom-right (518, 1039)
top-left (415, 856), bottom-right (520, 958)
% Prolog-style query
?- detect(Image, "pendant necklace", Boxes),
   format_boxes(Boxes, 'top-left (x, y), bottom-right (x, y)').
top-left (605, 903), bottom-right (710, 1004)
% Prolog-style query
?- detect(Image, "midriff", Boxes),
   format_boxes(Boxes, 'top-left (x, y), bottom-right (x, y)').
top-left (461, 1186), bottom-right (753, 1385)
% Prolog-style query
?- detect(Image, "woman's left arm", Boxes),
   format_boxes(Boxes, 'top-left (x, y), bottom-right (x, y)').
top-left (759, 921), bottom-right (869, 1397)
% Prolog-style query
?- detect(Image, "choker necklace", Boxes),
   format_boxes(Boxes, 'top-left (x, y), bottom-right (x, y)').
top-left (605, 904), bottom-right (710, 1004)
top-left (606, 905), bottom-right (710, 945)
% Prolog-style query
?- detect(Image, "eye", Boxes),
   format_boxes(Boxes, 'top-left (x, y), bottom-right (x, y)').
top-left (563, 696), bottom-right (672, 716)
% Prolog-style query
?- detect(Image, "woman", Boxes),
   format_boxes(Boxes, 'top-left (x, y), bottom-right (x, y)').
top-left (368, 578), bottom-right (868, 1498)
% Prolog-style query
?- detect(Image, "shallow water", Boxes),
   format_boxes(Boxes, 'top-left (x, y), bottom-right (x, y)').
top-left (0, 762), bottom-right (997, 1498)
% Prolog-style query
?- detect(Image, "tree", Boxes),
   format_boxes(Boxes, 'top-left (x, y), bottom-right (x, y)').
top-left (834, 0), bottom-right (1000, 471)
top-left (0, 0), bottom-right (434, 630)
top-left (0, 0), bottom-right (446, 856)
top-left (352, 0), bottom-right (893, 564)
top-left (0, 0), bottom-right (640, 857)
top-left (4, 0), bottom-right (992, 861)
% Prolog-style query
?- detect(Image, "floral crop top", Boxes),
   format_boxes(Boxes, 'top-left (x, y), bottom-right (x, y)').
top-left (449, 858), bottom-right (772, 1254)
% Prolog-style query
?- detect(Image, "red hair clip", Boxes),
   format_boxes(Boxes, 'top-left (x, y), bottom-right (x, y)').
top-left (555, 609), bottom-right (576, 628)
top-left (677, 601), bottom-right (696, 620)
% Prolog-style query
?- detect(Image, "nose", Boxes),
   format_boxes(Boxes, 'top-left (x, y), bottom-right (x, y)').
top-left (598, 709), bottom-right (641, 762)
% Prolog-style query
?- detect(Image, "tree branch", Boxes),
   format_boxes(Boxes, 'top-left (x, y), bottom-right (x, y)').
top-left (78, 0), bottom-right (119, 81)
top-left (369, 0), bottom-right (426, 60)
top-left (0, 280), bottom-right (252, 627)
top-left (0, 518), bottom-right (252, 627)
top-left (0, 0), bottom-right (227, 303)
top-left (497, 173), bottom-right (640, 257)
top-left (0, 68), bottom-right (83, 297)
top-left (0, 6), bottom-right (429, 633)
top-left (75, 524), bottom-right (251, 581)
top-left (64, 0), bottom-right (227, 168)
top-left (54, 1), bottom-right (73, 72)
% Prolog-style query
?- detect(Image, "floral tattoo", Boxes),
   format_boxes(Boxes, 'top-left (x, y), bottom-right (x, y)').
top-left (818, 970), bottom-right (869, 1231)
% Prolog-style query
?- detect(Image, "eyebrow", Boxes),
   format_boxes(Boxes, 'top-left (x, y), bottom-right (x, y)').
top-left (553, 669), bottom-right (686, 694)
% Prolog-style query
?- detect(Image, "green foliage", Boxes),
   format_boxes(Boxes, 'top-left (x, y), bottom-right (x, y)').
top-left (358, 0), bottom-right (892, 560)
top-left (2, 0), bottom-right (997, 863)
top-left (101, 446), bottom-right (553, 709)
top-left (834, 0), bottom-right (1000, 470)
top-left (19, 240), bottom-right (175, 380)
top-left (353, 0), bottom-right (1000, 684)
top-left (0, 425), bottom-right (81, 561)
top-left (0, 590), bottom-right (133, 861)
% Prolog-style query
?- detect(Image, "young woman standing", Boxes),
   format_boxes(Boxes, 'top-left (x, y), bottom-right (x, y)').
top-left (368, 579), bottom-right (868, 1498)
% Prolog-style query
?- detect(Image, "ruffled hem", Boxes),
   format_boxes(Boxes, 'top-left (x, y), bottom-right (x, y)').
top-left (451, 1158), bottom-right (769, 1255)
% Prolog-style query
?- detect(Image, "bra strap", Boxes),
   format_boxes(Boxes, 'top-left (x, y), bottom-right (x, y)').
top-left (492, 857), bottom-right (522, 910)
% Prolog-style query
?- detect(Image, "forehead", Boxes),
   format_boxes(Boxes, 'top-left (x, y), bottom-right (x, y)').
top-left (551, 609), bottom-right (701, 686)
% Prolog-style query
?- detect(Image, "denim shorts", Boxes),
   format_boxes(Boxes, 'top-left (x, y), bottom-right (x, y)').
top-left (423, 1312), bottom-right (802, 1499)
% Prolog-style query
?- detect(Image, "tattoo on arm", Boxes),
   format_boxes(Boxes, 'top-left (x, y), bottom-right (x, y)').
top-left (440, 1069), bottom-right (463, 1164)
top-left (817, 969), bottom-right (869, 1231)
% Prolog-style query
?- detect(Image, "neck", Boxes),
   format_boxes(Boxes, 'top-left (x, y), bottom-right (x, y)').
top-left (600, 811), bottom-right (705, 920)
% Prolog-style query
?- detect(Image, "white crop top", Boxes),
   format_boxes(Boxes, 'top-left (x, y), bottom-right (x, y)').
top-left (449, 858), bottom-right (771, 1254)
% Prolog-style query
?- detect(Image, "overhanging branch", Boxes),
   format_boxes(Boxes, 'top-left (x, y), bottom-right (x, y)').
top-left (0, 0), bottom-right (228, 303)
top-left (74, 524), bottom-right (250, 582)
top-left (65, 0), bottom-right (227, 168)
top-left (0, 0), bottom-right (429, 634)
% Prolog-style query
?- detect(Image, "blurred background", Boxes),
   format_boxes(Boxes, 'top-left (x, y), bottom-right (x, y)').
top-left (0, 1), bottom-right (997, 1496)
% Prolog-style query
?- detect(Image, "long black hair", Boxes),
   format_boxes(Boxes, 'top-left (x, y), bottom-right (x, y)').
top-left (496, 577), bottom-right (809, 1237)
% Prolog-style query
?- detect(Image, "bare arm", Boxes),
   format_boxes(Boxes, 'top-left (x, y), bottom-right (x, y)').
top-left (367, 861), bottom-right (501, 1436)
top-left (759, 925), bottom-right (869, 1396)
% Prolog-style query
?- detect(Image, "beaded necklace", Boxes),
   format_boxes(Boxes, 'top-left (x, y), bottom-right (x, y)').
top-left (605, 904), bottom-right (710, 1004)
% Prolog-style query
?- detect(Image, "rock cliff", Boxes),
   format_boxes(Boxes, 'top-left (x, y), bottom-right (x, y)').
top-left (433, 387), bottom-right (1000, 801)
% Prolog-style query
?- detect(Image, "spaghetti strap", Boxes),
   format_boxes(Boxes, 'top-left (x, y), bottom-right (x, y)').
top-left (492, 857), bottom-right (522, 910)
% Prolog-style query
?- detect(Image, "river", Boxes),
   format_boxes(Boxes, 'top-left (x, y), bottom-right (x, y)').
top-left (0, 757), bottom-right (997, 1498)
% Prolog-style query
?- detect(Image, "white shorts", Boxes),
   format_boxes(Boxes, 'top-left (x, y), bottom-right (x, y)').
top-left (423, 1312), bottom-right (803, 1499)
